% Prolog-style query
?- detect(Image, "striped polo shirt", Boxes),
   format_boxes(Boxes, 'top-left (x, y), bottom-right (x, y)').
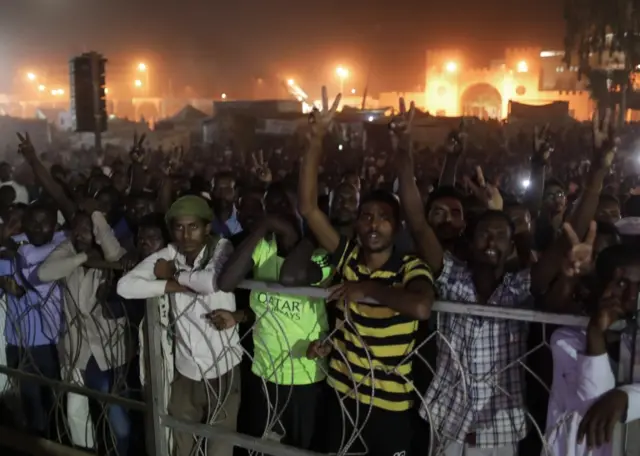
top-left (327, 236), bottom-right (434, 412)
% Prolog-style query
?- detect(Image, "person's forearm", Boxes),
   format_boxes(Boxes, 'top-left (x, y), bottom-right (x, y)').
top-left (568, 168), bottom-right (607, 238)
top-left (396, 150), bottom-right (443, 273)
top-left (157, 176), bottom-right (173, 214)
top-left (366, 281), bottom-right (432, 320)
top-left (217, 223), bottom-right (268, 292)
top-left (586, 323), bottom-right (607, 356)
top-left (164, 279), bottom-right (192, 294)
top-left (298, 139), bottom-right (322, 216)
top-left (280, 238), bottom-right (317, 286)
top-left (21, 147), bottom-right (76, 223)
top-left (439, 152), bottom-right (462, 187)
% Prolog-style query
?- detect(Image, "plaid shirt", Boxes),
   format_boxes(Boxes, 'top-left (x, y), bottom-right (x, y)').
top-left (419, 252), bottom-right (532, 448)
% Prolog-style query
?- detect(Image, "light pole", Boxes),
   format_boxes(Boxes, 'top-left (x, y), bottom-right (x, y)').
top-left (336, 66), bottom-right (349, 94)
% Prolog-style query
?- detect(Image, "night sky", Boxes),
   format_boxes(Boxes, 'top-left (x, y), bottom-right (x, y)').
top-left (0, 0), bottom-right (564, 97)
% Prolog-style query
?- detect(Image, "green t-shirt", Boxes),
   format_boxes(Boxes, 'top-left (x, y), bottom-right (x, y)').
top-left (250, 237), bottom-right (331, 385)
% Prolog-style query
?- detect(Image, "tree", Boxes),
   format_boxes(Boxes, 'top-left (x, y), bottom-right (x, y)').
top-left (564, 0), bottom-right (640, 121)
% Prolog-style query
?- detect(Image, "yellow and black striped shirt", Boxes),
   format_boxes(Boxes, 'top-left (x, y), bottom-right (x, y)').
top-left (327, 236), bottom-right (434, 412)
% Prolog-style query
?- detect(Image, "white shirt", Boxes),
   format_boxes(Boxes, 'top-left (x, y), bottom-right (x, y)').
top-left (117, 239), bottom-right (242, 381)
top-left (545, 327), bottom-right (616, 456)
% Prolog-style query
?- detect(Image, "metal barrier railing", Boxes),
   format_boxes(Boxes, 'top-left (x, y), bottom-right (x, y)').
top-left (0, 280), bottom-right (636, 456)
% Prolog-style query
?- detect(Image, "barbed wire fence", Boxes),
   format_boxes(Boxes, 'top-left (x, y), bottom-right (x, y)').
top-left (0, 279), bottom-right (638, 456)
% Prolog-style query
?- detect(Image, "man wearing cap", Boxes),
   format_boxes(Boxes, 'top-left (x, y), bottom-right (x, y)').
top-left (117, 195), bottom-right (242, 456)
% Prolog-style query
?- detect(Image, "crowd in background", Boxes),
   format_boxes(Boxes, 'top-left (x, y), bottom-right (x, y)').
top-left (0, 90), bottom-right (639, 456)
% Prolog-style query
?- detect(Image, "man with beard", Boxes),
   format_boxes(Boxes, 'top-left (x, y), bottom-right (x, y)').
top-left (211, 172), bottom-right (242, 237)
top-left (329, 181), bottom-right (359, 238)
top-left (534, 179), bottom-right (567, 251)
top-left (298, 89), bottom-right (435, 456)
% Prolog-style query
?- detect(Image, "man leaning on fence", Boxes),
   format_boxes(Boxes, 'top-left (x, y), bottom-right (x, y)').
top-left (0, 203), bottom-right (65, 438)
top-left (117, 195), bottom-right (242, 456)
top-left (299, 89), bottom-right (436, 456)
top-left (37, 207), bottom-right (132, 454)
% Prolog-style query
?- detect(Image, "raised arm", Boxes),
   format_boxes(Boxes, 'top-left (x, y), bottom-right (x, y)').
top-left (175, 238), bottom-right (233, 295)
top-left (438, 123), bottom-right (467, 188)
top-left (17, 132), bottom-right (76, 223)
top-left (392, 99), bottom-right (444, 273)
top-left (532, 111), bottom-right (615, 294)
top-left (524, 125), bottom-right (551, 217)
top-left (279, 238), bottom-right (323, 286)
top-left (298, 86), bottom-right (342, 254)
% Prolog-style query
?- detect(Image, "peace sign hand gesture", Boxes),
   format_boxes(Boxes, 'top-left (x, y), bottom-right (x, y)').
top-left (130, 132), bottom-right (147, 164)
top-left (464, 166), bottom-right (503, 210)
top-left (161, 146), bottom-right (183, 176)
top-left (532, 123), bottom-right (553, 164)
top-left (16, 132), bottom-right (36, 156)
top-left (561, 221), bottom-right (597, 277)
top-left (389, 97), bottom-right (416, 151)
top-left (251, 150), bottom-right (272, 184)
top-left (308, 86), bottom-right (341, 141)
top-left (592, 109), bottom-right (618, 169)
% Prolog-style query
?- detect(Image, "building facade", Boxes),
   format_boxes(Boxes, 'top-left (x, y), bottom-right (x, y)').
top-left (424, 47), bottom-right (594, 120)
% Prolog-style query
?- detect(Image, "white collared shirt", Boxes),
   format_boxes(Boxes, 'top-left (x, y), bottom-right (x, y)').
top-left (117, 239), bottom-right (242, 381)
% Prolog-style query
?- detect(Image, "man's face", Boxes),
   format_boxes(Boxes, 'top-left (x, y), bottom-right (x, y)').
top-left (126, 197), bottom-right (154, 226)
top-left (170, 215), bottom-right (207, 256)
top-left (237, 193), bottom-right (264, 232)
top-left (137, 226), bottom-right (166, 259)
top-left (96, 192), bottom-right (117, 220)
top-left (611, 262), bottom-right (640, 315)
top-left (213, 177), bottom-right (236, 205)
top-left (596, 200), bottom-right (621, 225)
top-left (427, 197), bottom-right (465, 241)
top-left (72, 214), bottom-right (94, 253)
top-left (24, 209), bottom-right (56, 247)
top-left (112, 172), bottom-right (129, 194)
top-left (355, 201), bottom-right (396, 253)
top-left (331, 183), bottom-right (359, 227)
top-left (543, 185), bottom-right (567, 215)
top-left (343, 174), bottom-right (361, 192)
top-left (470, 216), bottom-right (513, 267)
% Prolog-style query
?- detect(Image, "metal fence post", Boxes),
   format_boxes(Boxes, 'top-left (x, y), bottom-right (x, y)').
top-left (144, 298), bottom-right (170, 456)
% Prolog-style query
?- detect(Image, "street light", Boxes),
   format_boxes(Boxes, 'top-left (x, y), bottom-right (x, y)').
top-left (351, 88), bottom-right (356, 94)
top-left (134, 79), bottom-right (143, 88)
top-left (137, 63), bottom-right (150, 95)
top-left (336, 66), bottom-right (349, 94)
top-left (27, 72), bottom-right (36, 81)
top-left (221, 93), bottom-right (227, 99)
top-left (105, 88), bottom-right (109, 94)
top-left (38, 85), bottom-right (46, 92)
top-left (287, 79), bottom-right (295, 86)
top-left (445, 61), bottom-right (458, 73)
top-left (517, 60), bottom-right (528, 73)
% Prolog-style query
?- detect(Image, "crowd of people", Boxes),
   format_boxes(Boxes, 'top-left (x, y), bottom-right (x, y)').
top-left (0, 89), bottom-right (639, 456)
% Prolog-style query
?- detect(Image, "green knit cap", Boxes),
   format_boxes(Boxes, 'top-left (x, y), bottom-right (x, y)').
top-left (165, 195), bottom-right (214, 225)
